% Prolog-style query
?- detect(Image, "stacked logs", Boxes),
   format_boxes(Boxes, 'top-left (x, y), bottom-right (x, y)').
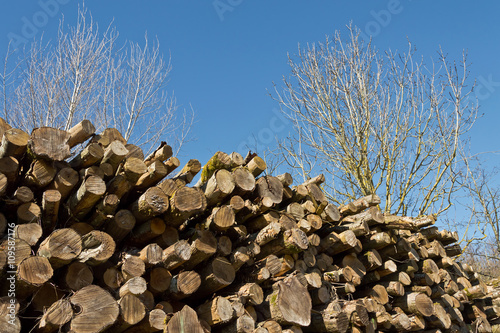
top-left (0, 118), bottom-right (498, 332)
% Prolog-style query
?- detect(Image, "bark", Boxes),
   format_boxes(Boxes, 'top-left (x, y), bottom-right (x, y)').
top-left (196, 257), bottom-right (236, 297)
top-left (164, 186), bottom-right (207, 227)
top-left (69, 143), bottom-right (104, 169)
top-left (173, 159), bottom-right (202, 185)
top-left (41, 189), bottom-right (61, 230)
top-left (181, 229), bottom-right (217, 270)
top-left (128, 217), bottom-right (166, 246)
top-left (0, 128), bottom-right (29, 159)
top-left (339, 194), bottom-right (381, 216)
top-left (393, 292), bottom-right (434, 317)
top-left (135, 159), bottom-right (168, 190)
top-left (104, 209), bottom-right (137, 243)
top-left (205, 169), bottom-right (235, 206)
top-left (144, 142), bottom-right (173, 166)
top-left (169, 271), bottom-right (202, 300)
top-left (197, 296), bottom-right (234, 326)
top-left (68, 175), bottom-right (106, 219)
top-left (23, 158), bottom-right (57, 188)
top-left (67, 119), bottom-right (96, 148)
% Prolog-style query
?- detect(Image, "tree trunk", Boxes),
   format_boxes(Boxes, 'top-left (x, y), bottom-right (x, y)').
top-left (16, 256), bottom-right (53, 300)
top-left (269, 275), bottom-right (312, 326)
top-left (197, 296), bottom-right (234, 326)
top-left (144, 142), bottom-right (173, 166)
top-left (70, 143), bottom-right (104, 169)
top-left (68, 175), bottom-right (106, 219)
top-left (169, 271), bottom-right (202, 300)
top-left (162, 239), bottom-right (192, 270)
top-left (67, 119), bottom-right (96, 148)
top-left (104, 209), bottom-right (136, 243)
top-left (13, 222), bottom-right (42, 246)
top-left (131, 186), bottom-right (169, 222)
top-left (135, 160), bottom-right (168, 190)
top-left (204, 169), bottom-right (235, 206)
top-left (69, 285), bottom-right (119, 333)
top-left (60, 261), bottom-right (94, 291)
top-left (23, 159), bottom-right (57, 188)
top-left (181, 229), bottom-right (217, 270)
top-left (164, 186), bottom-right (207, 227)
top-left (37, 228), bottom-right (82, 268)
top-left (0, 128), bottom-right (29, 159)
top-left (339, 194), bottom-right (381, 216)
top-left (255, 176), bottom-right (283, 205)
top-left (42, 189), bottom-right (61, 230)
top-left (165, 305), bottom-right (204, 333)
top-left (28, 127), bottom-right (70, 161)
top-left (393, 292), bottom-right (434, 317)
top-left (101, 140), bottom-right (129, 173)
top-left (78, 230), bottom-right (116, 266)
top-left (196, 257), bottom-right (236, 297)
top-left (38, 299), bottom-right (73, 333)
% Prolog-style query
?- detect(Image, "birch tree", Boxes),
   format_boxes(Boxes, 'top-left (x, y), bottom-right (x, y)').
top-left (272, 25), bottom-right (478, 216)
top-left (1, 6), bottom-right (192, 154)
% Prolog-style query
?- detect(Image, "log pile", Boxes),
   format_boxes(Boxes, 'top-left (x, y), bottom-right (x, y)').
top-left (0, 118), bottom-right (498, 332)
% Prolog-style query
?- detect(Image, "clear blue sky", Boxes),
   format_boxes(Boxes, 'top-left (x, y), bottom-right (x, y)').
top-left (2, 1), bottom-right (499, 162)
top-left (1, 1), bottom-right (499, 178)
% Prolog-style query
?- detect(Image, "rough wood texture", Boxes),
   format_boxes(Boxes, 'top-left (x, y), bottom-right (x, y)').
top-left (169, 270), bottom-right (201, 300)
top-left (0, 128), bottom-right (29, 159)
top-left (68, 175), bottom-right (106, 219)
top-left (38, 299), bottom-right (73, 332)
top-left (23, 158), bottom-right (57, 188)
top-left (165, 305), bottom-right (204, 333)
top-left (101, 140), bottom-right (129, 173)
top-left (38, 228), bottom-right (82, 268)
top-left (70, 143), bottom-right (104, 169)
top-left (67, 119), bottom-right (96, 148)
top-left (28, 127), bottom-right (70, 161)
top-left (70, 285), bottom-right (119, 332)
top-left (1, 120), bottom-right (497, 333)
top-left (164, 186), bottom-right (206, 227)
top-left (269, 276), bottom-right (312, 326)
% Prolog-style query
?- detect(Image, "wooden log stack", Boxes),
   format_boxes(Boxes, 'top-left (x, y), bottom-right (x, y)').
top-left (0, 118), bottom-right (497, 332)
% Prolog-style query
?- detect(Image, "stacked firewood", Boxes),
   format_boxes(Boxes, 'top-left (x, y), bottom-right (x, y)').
top-left (0, 118), bottom-right (497, 332)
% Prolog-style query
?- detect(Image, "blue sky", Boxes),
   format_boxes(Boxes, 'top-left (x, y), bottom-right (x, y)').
top-left (2, 1), bottom-right (500, 163)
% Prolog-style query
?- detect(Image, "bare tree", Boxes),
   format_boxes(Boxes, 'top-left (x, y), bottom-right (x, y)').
top-left (271, 25), bottom-right (478, 216)
top-left (446, 154), bottom-right (500, 261)
top-left (1, 6), bottom-right (192, 154)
